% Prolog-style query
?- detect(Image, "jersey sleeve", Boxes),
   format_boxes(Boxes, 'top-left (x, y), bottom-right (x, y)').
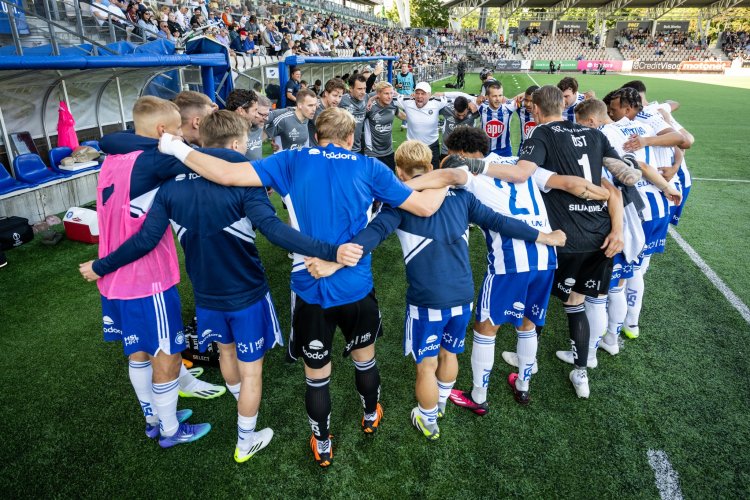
top-left (600, 132), bottom-right (622, 161)
top-left (154, 154), bottom-right (192, 180)
top-left (348, 205), bottom-right (402, 254)
top-left (250, 152), bottom-right (292, 195)
top-left (92, 187), bottom-right (172, 276)
top-left (243, 188), bottom-right (338, 261)
top-left (467, 192), bottom-right (539, 242)
top-left (370, 158), bottom-right (413, 206)
top-left (532, 167), bottom-right (556, 193)
top-left (264, 109), bottom-right (281, 138)
top-left (518, 131), bottom-right (548, 167)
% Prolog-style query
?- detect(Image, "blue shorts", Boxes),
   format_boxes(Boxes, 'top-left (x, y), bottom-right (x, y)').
top-left (642, 216), bottom-right (670, 256)
top-left (670, 183), bottom-right (691, 226)
top-left (609, 253), bottom-right (635, 289)
top-left (196, 292), bottom-right (282, 363)
top-left (404, 303), bottom-right (472, 363)
top-left (477, 270), bottom-right (555, 327)
top-left (101, 286), bottom-right (185, 356)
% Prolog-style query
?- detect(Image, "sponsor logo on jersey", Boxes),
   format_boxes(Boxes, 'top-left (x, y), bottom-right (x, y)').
top-left (123, 334), bottom-right (140, 346)
top-left (513, 301), bottom-right (525, 311)
top-left (302, 346), bottom-right (329, 360)
top-left (103, 316), bottom-right (114, 326)
top-left (504, 308), bottom-right (524, 319)
top-left (308, 148), bottom-right (321, 155)
top-left (564, 278), bottom-right (576, 287)
top-left (175, 174), bottom-right (186, 181)
top-left (417, 343), bottom-right (440, 357)
top-left (309, 340), bottom-right (324, 350)
top-left (519, 144), bottom-right (534, 156)
top-left (426, 334), bottom-right (439, 344)
top-left (569, 204), bottom-right (606, 212)
top-left (175, 332), bottom-right (185, 345)
top-left (322, 151), bottom-right (357, 161)
top-left (524, 121), bottom-right (537, 137)
top-left (485, 119), bottom-right (505, 138)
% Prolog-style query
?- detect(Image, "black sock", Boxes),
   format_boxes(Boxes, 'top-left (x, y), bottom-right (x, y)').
top-left (305, 376), bottom-right (331, 440)
top-left (353, 358), bottom-right (380, 414)
top-left (564, 304), bottom-right (590, 368)
top-left (535, 325), bottom-right (544, 338)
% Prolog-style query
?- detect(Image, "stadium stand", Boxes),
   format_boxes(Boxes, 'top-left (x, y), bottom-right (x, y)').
top-left (720, 29), bottom-right (750, 59)
top-left (616, 30), bottom-right (717, 60)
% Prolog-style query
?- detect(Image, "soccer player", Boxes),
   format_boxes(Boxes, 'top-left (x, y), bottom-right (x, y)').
top-left (364, 81), bottom-right (407, 170)
top-left (575, 97), bottom-right (682, 357)
top-left (606, 88), bottom-right (684, 341)
top-left (394, 81), bottom-right (471, 170)
top-left (266, 88), bottom-right (318, 151)
top-left (80, 111), bottom-right (364, 462)
top-left (439, 95), bottom-right (479, 162)
top-left (173, 90), bottom-right (215, 147)
top-left (468, 86), bottom-right (626, 398)
top-left (477, 81), bottom-right (520, 157)
top-left (339, 74), bottom-right (369, 154)
top-left (304, 140), bottom-right (565, 439)
top-left (309, 78), bottom-right (346, 146)
top-left (226, 89), bottom-right (265, 161)
top-left (85, 96), bottom-right (212, 447)
top-left (479, 68), bottom-right (498, 96)
top-left (440, 126), bottom-right (608, 409)
top-left (516, 85), bottom-right (539, 154)
top-left (156, 107), bottom-right (465, 467)
top-left (557, 77), bottom-right (585, 123)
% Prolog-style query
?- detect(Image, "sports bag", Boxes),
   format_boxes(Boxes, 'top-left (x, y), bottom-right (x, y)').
top-left (0, 216), bottom-right (34, 250)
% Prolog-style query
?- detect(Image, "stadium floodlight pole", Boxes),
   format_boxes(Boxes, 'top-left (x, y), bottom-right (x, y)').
top-left (278, 55), bottom-right (400, 108)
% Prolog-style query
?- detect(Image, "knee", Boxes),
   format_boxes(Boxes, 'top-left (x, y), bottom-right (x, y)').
top-left (417, 356), bottom-right (438, 373)
top-left (129, 351), bottom-right (149, 362)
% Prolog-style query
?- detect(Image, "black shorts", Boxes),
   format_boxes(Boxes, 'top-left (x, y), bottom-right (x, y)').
top-left (428, 141), bottom-right (440, 171)
top-left (552, 251), bottom-right (614, 301)
top-left (288, 290), bottom-right (383, 369)
top-left (375, 152), bottom-right (395, 172)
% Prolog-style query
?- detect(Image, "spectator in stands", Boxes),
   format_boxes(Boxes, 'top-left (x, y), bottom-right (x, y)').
top-left (158, 20), bottom-right (176, 41)
top-left (232, 29), bottom-right (258, 54)
top-left (245, 15), bottom-right (258, 36)
top-left (189, 7), bottom-right (203, 29)
top-left (137, 10), bottom-right (159, 39)
top-left (167, 12), bottom-right (184, 37)
top-left (175, 5), bottom-right (189, 31)
top-left (221, 5), bottom-right (233, 27)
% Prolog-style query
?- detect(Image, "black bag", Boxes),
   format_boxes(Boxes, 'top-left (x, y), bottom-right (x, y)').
top-left (181, 316), bottom-right (221, 366)
top-left (0, 216), bottom-right (33, 250)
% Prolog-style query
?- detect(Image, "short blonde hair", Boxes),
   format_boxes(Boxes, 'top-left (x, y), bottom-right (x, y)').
top-left (199, 110), bottom-right (248, 148)
top-left (132, 96), bottom-right (180, 128)
top-left (373, 81), bottom-right (393, 93)
top-left (315, 107), bottom-right (355, 144)
top-left (395, 140), bottom-right (432, 176)
top-left (575, 98), bottom-right (608, 122)
top-left (173, 91), bottom-right (213, 125)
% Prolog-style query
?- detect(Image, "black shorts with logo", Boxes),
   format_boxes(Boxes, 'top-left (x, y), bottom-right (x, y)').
top-left (288, 289), bottom-right (383, 369)
top-left (552, 251), bottom-right (614, 301)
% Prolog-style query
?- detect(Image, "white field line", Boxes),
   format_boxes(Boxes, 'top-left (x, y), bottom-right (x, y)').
top-left (668, 227), bottom-right (750, 325)
top-left (526, 72), bottom-right (540, 87)
top-left (647, 450), bottom-right (684, 500)
top-left (693, 177), bottom-right (750, 183)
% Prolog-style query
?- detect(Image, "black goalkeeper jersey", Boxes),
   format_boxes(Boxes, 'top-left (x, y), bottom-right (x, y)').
top-left (519, 120), bottom-right (621, 253)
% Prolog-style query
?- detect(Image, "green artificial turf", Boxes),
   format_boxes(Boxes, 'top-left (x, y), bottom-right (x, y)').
top-left (1, 72), bottom-right (749, 498)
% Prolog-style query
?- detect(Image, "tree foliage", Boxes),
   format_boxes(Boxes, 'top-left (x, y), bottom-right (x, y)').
top-left (410, 0), bottom-right (449, 28)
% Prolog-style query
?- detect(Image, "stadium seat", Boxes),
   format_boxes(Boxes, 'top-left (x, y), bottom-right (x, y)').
top-left (81, 140), bottom-right (101, 151)
top-left (13, 154), bottom-right (66, 185)
top-left (0, 163), bottom-right (35, 195)
top-left (49, 146), bottom-right (74, 175)
top-left (48, 146), bottom-right (100, 175)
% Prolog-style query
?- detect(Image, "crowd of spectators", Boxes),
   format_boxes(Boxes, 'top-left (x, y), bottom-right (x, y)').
top-left (616, 29), bottom-right (715, 60)
top-left (720, 30), bottom-right (750, 59)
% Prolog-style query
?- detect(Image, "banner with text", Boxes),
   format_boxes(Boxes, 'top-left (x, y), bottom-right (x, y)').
top-left (556, 21), bottom-right (588, 32)
top-left (519, 20), bottom-right (553, 33)
top-left (616, 21), bottom-right (652, 33)
top-left (655, 21), bottom-right (690, 33)
top-left (0, 0), bottom-right (29, 35)
top-left (631, 60), bottom-right (681, 71)
top-left (577, 60), bottom-right (623, 72)
top-left (678, 60), bottom-right (731, 73)
top-left (532, 60), bottom-right (578, 71)
top-left (495, 60), bottom-right (531, 71)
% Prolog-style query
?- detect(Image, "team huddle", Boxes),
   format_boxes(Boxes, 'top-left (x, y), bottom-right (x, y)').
top-left (78, 70), bottom-right (693, 467)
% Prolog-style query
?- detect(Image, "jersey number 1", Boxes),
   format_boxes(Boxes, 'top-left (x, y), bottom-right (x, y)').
top-left (577, 154), bottom-right (593, 182)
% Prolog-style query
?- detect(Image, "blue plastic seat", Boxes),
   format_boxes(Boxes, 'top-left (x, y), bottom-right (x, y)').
top-left (81, 140), bottom-right (101, 151)
top-left (0, 164), bottom-right (34, 195)
top-left (13, 154), bottom-right (66, 185)
top-left (48, 146), bottom-right (74, 175)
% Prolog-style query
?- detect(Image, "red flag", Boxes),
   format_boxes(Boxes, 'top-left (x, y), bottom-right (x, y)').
top-left (57, 101), bottom-right (80, 149)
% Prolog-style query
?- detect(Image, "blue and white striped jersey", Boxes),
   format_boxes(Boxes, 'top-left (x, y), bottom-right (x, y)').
top-left (563, 92), bottom-right (585, 123)
top-left (478, 100), bottom-right (518, 156)
top-left (516, 105), bottom-right (537, 148)
top-left (464, 154), bottom-right (557, 275)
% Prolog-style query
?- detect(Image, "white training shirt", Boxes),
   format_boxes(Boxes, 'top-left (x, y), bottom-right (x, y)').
top-left (395, 92), bottom-right (471, 145)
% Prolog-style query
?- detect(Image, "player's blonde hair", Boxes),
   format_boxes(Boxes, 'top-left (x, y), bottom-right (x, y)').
top-left (395, 140), bottom-right (432, 177)
top-left (575, 98), bottom-right (608, 122)
top-left (315, 107), bottom-right (356, 144)
top-left (173, 91), bottom-right (214, 125)
top-left (199, 110), bottom-right (248, 148)
top-left (132, 96), bottom-right (180, 129)
top-left (374, 81), bottom-right (393, 93)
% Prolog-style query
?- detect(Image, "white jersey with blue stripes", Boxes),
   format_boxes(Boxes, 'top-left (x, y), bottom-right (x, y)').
top-left (479, 100), bottom-right (517, 155)
top-left (563, 92), bottom-right (585, 123)
top-left (646, 102), bottom-right (692, 190)
top-left (464, 154), bottom-right (556, 275)
top-left (517, 106), bottom-right (536, 145)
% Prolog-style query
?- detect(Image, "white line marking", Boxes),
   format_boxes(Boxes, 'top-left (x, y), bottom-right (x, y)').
top-left (693, 177), bottom-right (750, 183)
top-left (647, 450), bottom-right (684, 500)
top-left (526, 72), bottom-right (540, 87)
top-left (668, 226), bottom-right (750, 325)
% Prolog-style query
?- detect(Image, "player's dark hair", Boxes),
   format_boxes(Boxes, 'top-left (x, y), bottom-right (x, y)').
top-left (557, 76), bottom-right (579, 93)
top-left (296, 88), bottom-right (318, 104)
top-left (348, 73), bottom-right (367, 87)
top-left (525, 85), bottom-right (540, 96)
top-left (453, 96), bottom-right (468, 113)
top-left (602, 89), bottom-right (618, 106)
top-left (324, 78), bottom-right (346, 94)
top-left (486, 81), bottom-right (503, 92)
top-left (613, 87), bottom-right (643, 111)
top-left (621, 80), bottom-right (647, 94)
top-left (225, 89), bottom-right (258, 112)
top-left (444, 125), bottom-right (490, 156)
top-left (290, 66), bottom-right (301, 76)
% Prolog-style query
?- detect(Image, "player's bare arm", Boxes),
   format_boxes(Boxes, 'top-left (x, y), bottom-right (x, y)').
top-left (544, 174), bottom-right (610, 201)
top-left (623, 129), bottom-right (683, 152)
top-left (600, 179), bottom-right (624, 258)
top-left (398, 187), bottom-right (450, 217)
top-left (405, 168), bottom-right (468, 191)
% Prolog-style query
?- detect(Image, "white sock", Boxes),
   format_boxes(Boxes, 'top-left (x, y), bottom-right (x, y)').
top-left (606, 286), bottom-right (626, 340)
top-left (437, 379), bottom-right (455, 408)
top-left (515, 327), bottom-right (537, 391)
top-left (178, 363), bottom-right (198, 392)
top-left (418, 404), bottom-right (439, 426)
top-left (152, 379), bottom-right (180, 437)
top-left (237, 413), bottom-right (258, 451)
top-left (227, 382), bottom-right (241, 401)
top-left (128, 359), bottom-right (157, 424)
top-left (585, 296), bottom-right (608, 362)
top-left (625, 256), bottom-right (650, 327)
top-left (471, 331), bottom-right (495, 404)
